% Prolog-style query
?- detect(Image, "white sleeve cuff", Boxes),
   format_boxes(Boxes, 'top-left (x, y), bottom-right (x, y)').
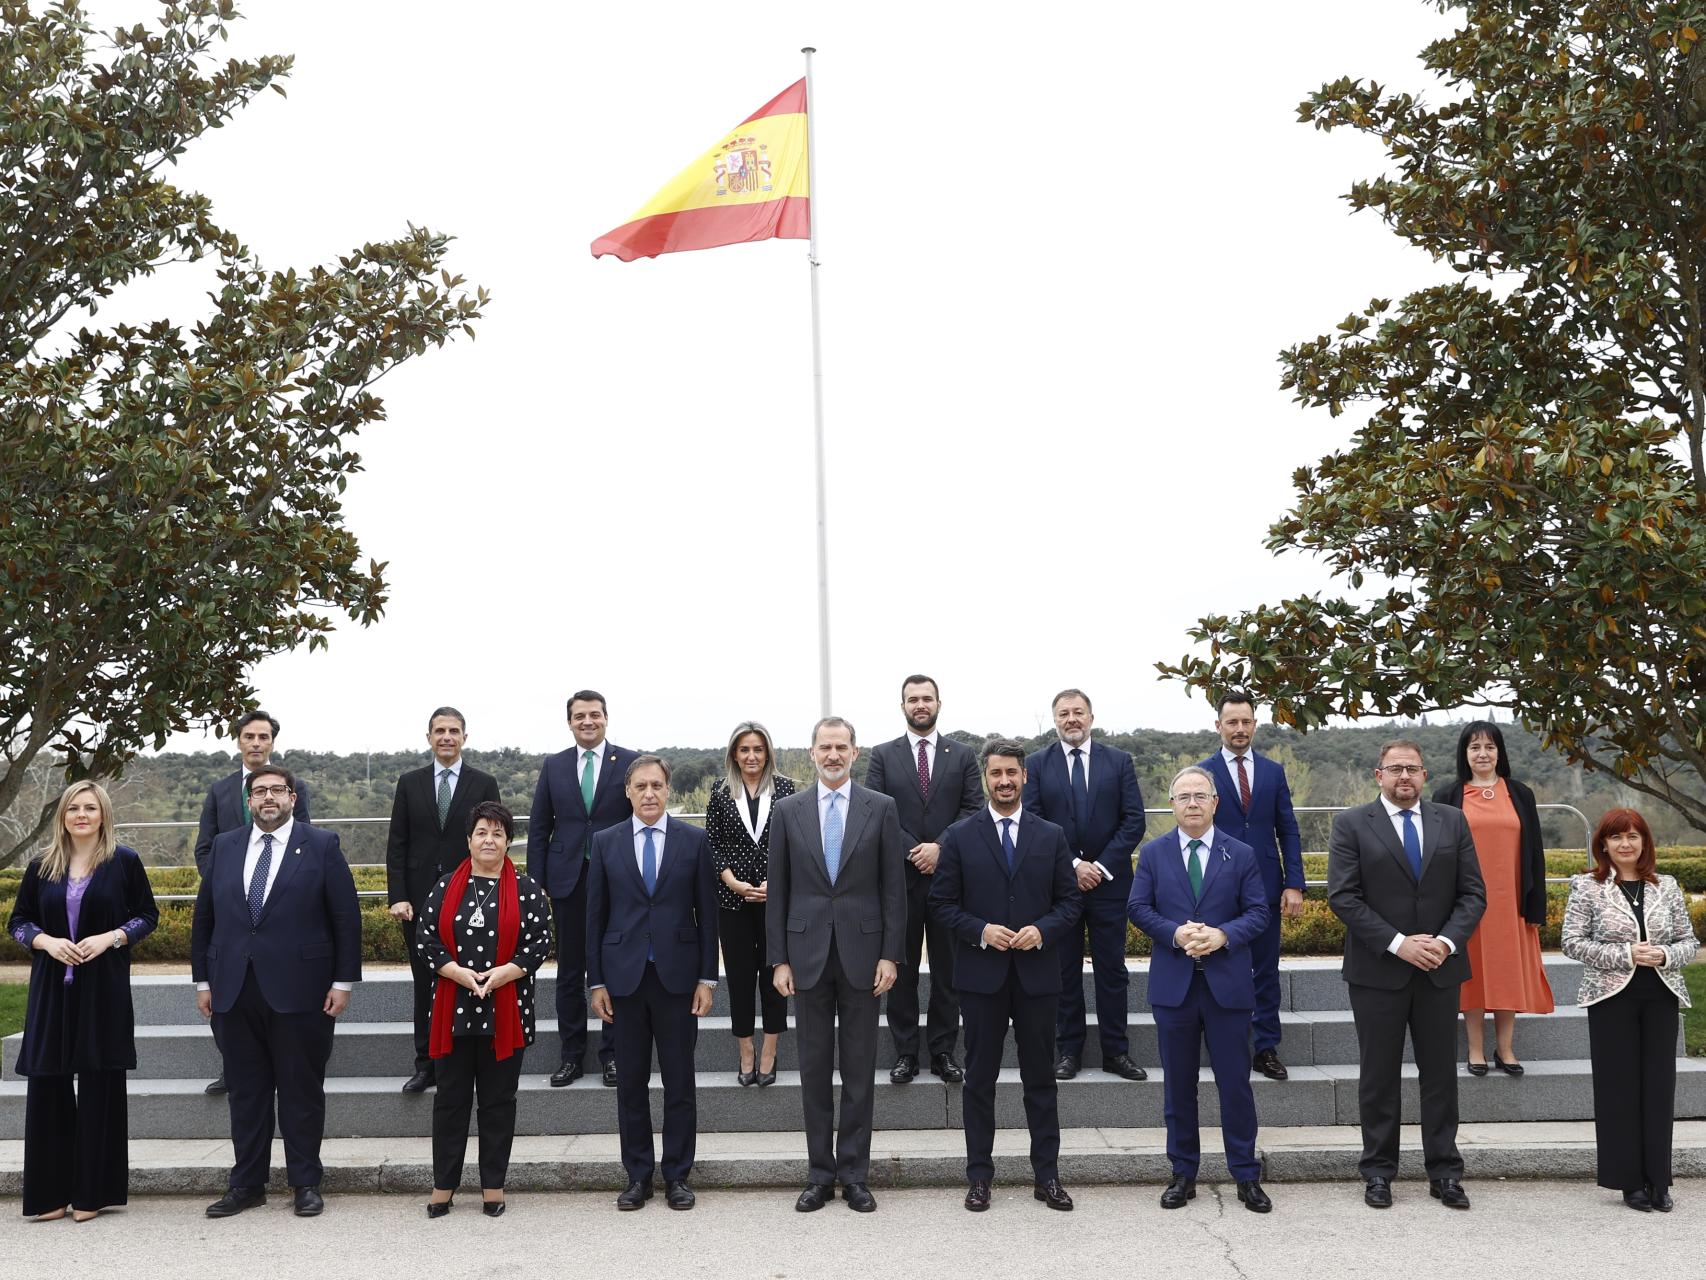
top-left (1386, 933), bottom-right (1405, 955)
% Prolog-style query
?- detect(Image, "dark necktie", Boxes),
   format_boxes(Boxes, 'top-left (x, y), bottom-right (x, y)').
top-left (1000, 817), bottom-right (1017, 875)
top-left (1069, 748), bottom-right (1088, 829)
top-left (247, 832), bottom-right (274, 924)
top-left (642, 826), bottom-right (658, 960)
top-left (241, 779), bottom-right (250, 825)
top-left (1187, 837), bottom-right (1204, 901)
top-left (436, 768), bottom-right (453, 828)
top-left (1234, 755), bottom-right (1252, 810)
top-left (1399, 808), bottom-right (1423, 880)
top-left (916, 739), bottom-right (931, 800)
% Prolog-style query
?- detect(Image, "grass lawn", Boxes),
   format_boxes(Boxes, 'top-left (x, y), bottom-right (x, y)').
top-left (1688, 963), bottom-right (1706, 1056)
top-left (0, 982), bottom-right (24, 1040)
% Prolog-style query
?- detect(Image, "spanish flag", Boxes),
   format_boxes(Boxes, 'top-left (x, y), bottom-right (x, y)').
top-left (590, 80), bottom-right (810, 262)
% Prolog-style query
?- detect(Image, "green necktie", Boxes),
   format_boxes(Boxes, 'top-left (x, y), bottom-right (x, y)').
top-left (241, 779), bottom-right (250, 825)
top-left (1187, 838), bottom-right (1204, 901)
top-left (436, 768), bottom-right (453, 828)
top-left (581, 751), bottom-right (596, 857)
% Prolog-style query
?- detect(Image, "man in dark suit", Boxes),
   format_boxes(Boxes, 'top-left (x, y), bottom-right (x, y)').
top-left (768, 716), bottom-right (906, 1214)
top-left (527, 689), bottom-right (638, 1087)
top-left (864, 674), bottom-right (984, 1084)
top-left (1021, 688), bottom-right (1147, 1081)
top-left (1328, 739), bottom-right (1486, 1211)
top-left (1197, 692), bottom-right (1304, 1081)
top-left (587, 755), bottom-right (719, 1211)
top-left (192, 708), bottom-right (312, 1097)
top-left (386, 706), bottom-right (502, 1093)
top-left (190, 765), bottom-right (361, 1219)
top-left (1128, 767), bottom-right (1273, 1213)
top-left (929, 739), bottom-right (1080, 1213)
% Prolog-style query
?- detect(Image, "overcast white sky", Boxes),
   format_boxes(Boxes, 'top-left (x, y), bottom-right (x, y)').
top-left (82, 1), bottom-right (1464, 756)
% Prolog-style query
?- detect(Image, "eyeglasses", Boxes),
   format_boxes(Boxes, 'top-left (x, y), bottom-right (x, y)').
top-left (1170, 792), bottom-right (1215, 805)
top-left (249, 785), bottom-right (293, 798)
top-left (1378, 765), bottom-right (1424, 776)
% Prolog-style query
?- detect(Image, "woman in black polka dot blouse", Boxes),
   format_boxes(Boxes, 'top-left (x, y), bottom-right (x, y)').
top-left (416, 801), bottom-right (550, 1217)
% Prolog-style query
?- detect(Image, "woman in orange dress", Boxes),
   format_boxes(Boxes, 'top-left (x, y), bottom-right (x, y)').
top-left (1433, 721), bottom-right (1554, 1074)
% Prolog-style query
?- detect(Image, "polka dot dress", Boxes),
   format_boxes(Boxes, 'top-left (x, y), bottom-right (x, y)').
top-left (705, 774), bottom-right (797, 910)
top-left (417, 867), bottom-right (551, 1044)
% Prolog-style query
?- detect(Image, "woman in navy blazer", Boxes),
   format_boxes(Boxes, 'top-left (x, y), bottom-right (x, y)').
top-left (8, 782), bottom-right (158, 1221)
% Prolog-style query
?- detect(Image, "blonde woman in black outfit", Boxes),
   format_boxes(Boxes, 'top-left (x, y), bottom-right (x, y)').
top-left (703, 721), bottom-right (795, 1085)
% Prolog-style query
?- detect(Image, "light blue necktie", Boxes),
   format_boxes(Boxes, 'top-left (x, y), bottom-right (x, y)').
top-left (247, 832), bottom-right (274, 924)
top-left (823, 791), bottom-right (844, 884)
top-left (1400, 809), bottom-right (1423, 881)
top-left (1000, 818), bottom-right (1017, 875)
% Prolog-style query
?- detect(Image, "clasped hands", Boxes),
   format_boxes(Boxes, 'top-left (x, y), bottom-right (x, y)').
top-left (981, 923), bottom-right (1044, 951)
top-left (727, 877), bottom-right (768, 903)
top-left (1632, 941), bottom-right (1667, 968)
top-left (1172, 921), bottom-right (1229, 957)
top-left (1395, 933), bottom-right (1451, 971)
top-left (444, 961), bottom-right (523, 1001)
top-left (36, 932), bottom-right (115, 966)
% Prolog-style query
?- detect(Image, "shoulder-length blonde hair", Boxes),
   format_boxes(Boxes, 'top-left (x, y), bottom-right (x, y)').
top-left (40, 780), bottom-right (118, 881)
top-left (723, 721), bottom-right (778, 797)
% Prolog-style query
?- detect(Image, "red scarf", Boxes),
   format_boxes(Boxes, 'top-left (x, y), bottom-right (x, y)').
top-left (429, 857), bottom-right (525, 1061)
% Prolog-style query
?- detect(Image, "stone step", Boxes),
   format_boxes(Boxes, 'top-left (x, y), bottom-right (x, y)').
top-left (4, 1121), bottom-right (1702, 1194)
top-left (2, 1058), bottom-right (1700, 1141)
top-left (111, 955), bottom-right (1589, 1025)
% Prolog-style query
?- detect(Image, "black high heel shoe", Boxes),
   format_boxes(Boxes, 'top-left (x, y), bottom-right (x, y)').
top-left (482, 1198), bottom-right (506, 1218)
top-left (1492, 1052), bottom-right (1524, 1077)
top-left (757, 1055), bottom-right (778, 1087)
top-left (426, 1197), bottom-right (453, 1219)
top-left (737, 1053), bottom-right (759, 1087)
top-left (1466, 1058), bottom-right (1489, 1077)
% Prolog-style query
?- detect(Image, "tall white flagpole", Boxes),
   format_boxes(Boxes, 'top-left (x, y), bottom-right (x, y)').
top-left (802, 46), bottom-right (831, 717)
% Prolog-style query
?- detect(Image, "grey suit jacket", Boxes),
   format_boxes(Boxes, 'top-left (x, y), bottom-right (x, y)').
top-left (765, 781), bottom-right (907, 991)
top-left (1327, 798), bottom-right (1486, 990)
top-left (863, 734), bottom-right (985, 881)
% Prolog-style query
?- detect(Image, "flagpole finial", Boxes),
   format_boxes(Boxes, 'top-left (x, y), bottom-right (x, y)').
top-left (801, 46), bottom-right (816, 53)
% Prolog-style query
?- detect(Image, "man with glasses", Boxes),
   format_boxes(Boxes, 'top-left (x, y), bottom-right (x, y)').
top-left (1128, 767), bottom-right (1272, 1213)
top-left (1328, 740), bottom-right (1485, 1211)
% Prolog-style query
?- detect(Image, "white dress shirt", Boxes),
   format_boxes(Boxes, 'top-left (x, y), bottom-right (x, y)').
top-left (817, 779), bottom-right (852, 836)
top-left (907, 730), bottom-right (939, 781)
top-left (1057, 739), bottom-right (1110, 882)
top-left (980, 805), bottom-right (1027, 949)
top-left (1220, 747), bottom-right (1252, 803)
top-left (434, 757), bottom-right (463, 794)
top-left (1177, 823), bottom-right (1217, 871)
top-left (1377, 794), bottom-right (1455, 957)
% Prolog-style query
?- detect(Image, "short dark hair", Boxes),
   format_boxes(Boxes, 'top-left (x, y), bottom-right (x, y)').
top-left (1216, 691), bottom-right (1256, 717)
top-left (980, 738), bottom-right (1026, 769)
top-left (245, 764), bottom-right (296, 795)
top-left (1452, 720), bottom-right (1510, 783)
top-left (625, 753), bottom-right (671, 784)
top-left (566, 690), bottom-right (607, 717)
top-left (900, 674), bottom-right (939, 700)
top-left (235, 709), bottom-right (279, 738)
top-left (1377, 738), bottom-right (1425, 766)
top-left (1051, 688), bottom-right (1092, 713)
top-left (811, 715), bottom-right (857, 748)
top-left (466, 799), bottom-right (514, 840)
top-left (428, 706), bottom-right (466, 731)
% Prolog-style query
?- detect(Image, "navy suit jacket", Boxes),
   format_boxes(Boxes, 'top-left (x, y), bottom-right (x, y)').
top-left (190, 822), bottom-right (361, 1015)
top-left (929, 811), bottom-right (1082, 996)
top-left (1021, 740), bottom-right (1147, 884)
top-left (193, 769), bottom-right (312, 877)
top-left (1127, 830), bottom-right (1268, 1010)
top-left (527, 742), bottom-right (639, 900)
top-left (1197, 750), bottom-right (1304, 903)
top-left (586, 818), bottom-right (719, 999)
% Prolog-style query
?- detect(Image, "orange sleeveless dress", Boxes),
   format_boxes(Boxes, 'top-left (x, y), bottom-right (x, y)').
top-left (1458, 780), bottom-right (1554, 1013)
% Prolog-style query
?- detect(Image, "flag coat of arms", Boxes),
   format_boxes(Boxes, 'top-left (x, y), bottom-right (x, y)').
top-left (590, 80), bottom-right (810, 262)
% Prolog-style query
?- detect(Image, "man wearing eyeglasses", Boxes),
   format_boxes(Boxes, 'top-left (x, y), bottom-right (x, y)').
top-left (1328, 740), bottom-right (1485, 1212)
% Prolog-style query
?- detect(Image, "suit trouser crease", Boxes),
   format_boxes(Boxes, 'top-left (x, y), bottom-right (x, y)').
top-left (431, 1035), bottom-right (525, 1190)
top-left (886, 872), bottom-right (960, 1058)
top-left (401, 915), bottom-right (435, 1072)
top-left (1153, 971), bottom-right (1261, 1181)
top-left (214, 967), bottom-right (335, 1189)
top-left (718, 902), bottom-right (788, 1038)
top-left (22, 1069), bottom-right (129, 1215)
top-left (1055, 884), bottom-right (1129, 1058)
top-left (552, 875), bottom-right (616, 1066)
top-left (613, 964), bottom-right (698, 1184)
top-left (1586, 969), bottom-right (1678, 1192)
top-left (960, 976), bottom-right (1060, 1185)
top-left (793, 936), bottom-right (880, 1186)
top-left (1249, 906), bottom-right (1284, 1053)
top-left (1348, 975), bottom-right (1463, 1180)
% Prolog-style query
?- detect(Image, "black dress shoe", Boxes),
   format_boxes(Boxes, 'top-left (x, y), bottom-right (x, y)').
top-left (1103, 1052), bottom-right (1148, 1081)
top-left (665, 1180), bottom-right (695, 1210)
top-left (601, 1060), bottom-right (619, 1088)
top-left (1623, 1188), bottom-right (1654, 1212)
top-left (1466, 1059), bottom-right (1490, 1077)
top-left (964, 1181), bottom-right (991, 1212)
top-left (205, 1186), bottom-right (266, 1218)
top-left (756, 1065), bottom-right (778, 1087)
top-left (204, 1074), bottom-right (228, 1095)
top-left (1160, 1175), bottom-right (1196, 1209)
top-left (1430, 1178), bottom-right (1471, 1209)
top-left (1237, 1181), bottom-right (1272, 1213)
top-left (1034, 1179), bottom-right (1074, 1211)
top-left (889, 1055), bottom-right (919, 1084)
top-left (795, 1182), bottom-right (832, 1212)
top-left (293, 1186), bottom-right (324, 1217)
top-left (1492, 1053), bottom-right (1524, 1077)
top-left (482, 1200), bottom-right (505, 1218)
top-left (616, 1181), bottom-right (653, 1211)
top-left (930, 1053), bottom-right (965, 1084)
top-left (737, 1063), bottom-right (759, 1087)
top-left (1648, 1184), bottom-right (1673, 1212)
top-left (425, 1198), bottom-right (452, 1219)
top-left (842, 1182), bottom-right (877, 1212)
top-left (1364, 1176), bottom-right (1393, 1208)
top-left (549, 1062), bottom-right (583, 1088)
top-left (1252, 1049), bottom-right (1288, 1081)
top-left (1054, 1054), bottom-right (1080, 1080)
top-left (402, 1069), bottom-right (435, 1094)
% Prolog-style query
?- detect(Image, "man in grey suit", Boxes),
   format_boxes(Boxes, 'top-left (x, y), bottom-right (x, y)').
top-left (863, 674), bottom-right (984, 1084)
top-left (768, 716), bottom-right (906, 1214)
top-left (1328, 739), bottom-right (1486, 1212)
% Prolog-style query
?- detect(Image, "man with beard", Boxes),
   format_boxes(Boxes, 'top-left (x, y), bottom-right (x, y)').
top-left (863, 675), bottom-right (984, 1084)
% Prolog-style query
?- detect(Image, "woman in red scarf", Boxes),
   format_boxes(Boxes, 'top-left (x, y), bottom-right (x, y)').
top-left (417, 801), bottom-right (550, 1217)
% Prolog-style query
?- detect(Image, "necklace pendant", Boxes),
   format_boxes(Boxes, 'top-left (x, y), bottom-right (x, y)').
top-left (1479, 786), bottom-right (1496, 799)
top-left (469, 907), bottom-right (485, 929)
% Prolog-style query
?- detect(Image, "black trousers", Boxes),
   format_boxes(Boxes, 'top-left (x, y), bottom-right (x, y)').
top-left (794, 937), bottom-right (880, 1186)
top-left (1349, 974), bottom-right (1462, 1180)
top-left (552, 875), bottom-right (616, 1067)
top-left (613, 963), bottom-right (698, 1184)
top-left (400, 915), bottom-right (435, 1074)
top-left (22, 1070), bottom-right (128, 1215)
top-left (432, 1036), bottom-right (526, 1190)
top-left (213, 968), bottom-right (336, 1189)
top-left (719, 903), bottom-right (788, 1038)
top-left (1055, 882), bottom-right (1131, 1058)
top-left (960, 974), bottom-right (1059, 1185)
top-left (886, 871), bottom-right (959, 1059)
top-left (1588, 967), bottom-right (1679, 1193)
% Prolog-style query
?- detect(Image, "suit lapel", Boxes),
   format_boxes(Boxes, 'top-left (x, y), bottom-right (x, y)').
top-left (839, 785), bottom-right (870, 867)
top-left (1205, 755), bottom-right (1241, 816)
top-left (257, 827), bottom-right (308, 925)
top-left (1366, 804), bottom-right (1415, 881)
top-left (1419, 800), bottom-right (1443, 875)
top-left (1197, 834), bottom-right (1228, 901)
top-left (900, 738), bottom-right (928, 802)
top-left (980, 812), bottom-right (1017, 878)
top-left (590, 747), bottom-right (623, 816)
top-left (797, 790), bottom-right (828, 880)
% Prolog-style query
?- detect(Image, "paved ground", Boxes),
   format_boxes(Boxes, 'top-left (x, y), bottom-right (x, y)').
top-left (3, 1180), bottom-right (1699, 1278)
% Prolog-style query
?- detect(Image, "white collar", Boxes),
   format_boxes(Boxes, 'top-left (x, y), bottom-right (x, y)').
top-left (1379, 794), bottom-right (1420, 820)
top-left (906, 730), bottom-right (939, 751)
top-left (1178, 824), bottom-right (1216, 851)
top-left (630, 813), bottom-right (669, 835)
top-left (989, 804), bottom-right (1022, 829)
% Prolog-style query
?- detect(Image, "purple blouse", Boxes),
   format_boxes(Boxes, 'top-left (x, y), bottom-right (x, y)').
top-left (9, 870), bottom-right (148, 983)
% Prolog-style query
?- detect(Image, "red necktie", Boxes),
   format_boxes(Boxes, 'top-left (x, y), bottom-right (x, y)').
top-left (917, 739), bottom-right (931, 800)
top-left (1235, 755), bottom-right (1252, 810)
